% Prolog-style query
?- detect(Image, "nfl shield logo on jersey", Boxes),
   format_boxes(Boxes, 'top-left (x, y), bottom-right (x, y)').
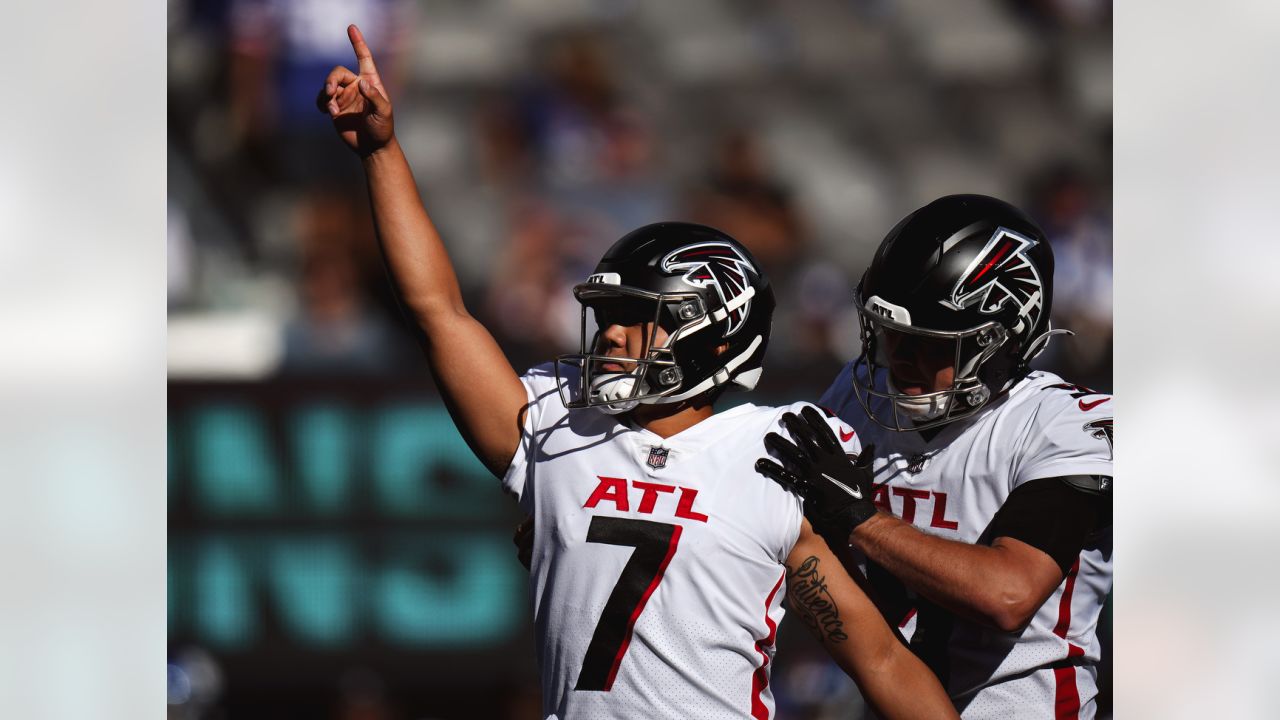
top-left (647, 446), bottom-right (669, 470)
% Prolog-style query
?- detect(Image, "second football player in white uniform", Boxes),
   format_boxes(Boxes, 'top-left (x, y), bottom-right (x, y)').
top-left (319, 25), bottom-right (956, 720)
top-left (759, 195), bottom-right (1112, 719)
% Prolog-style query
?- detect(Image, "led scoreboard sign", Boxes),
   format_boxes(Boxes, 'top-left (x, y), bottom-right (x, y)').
top-left (168, 380), bottom-right (531, 683)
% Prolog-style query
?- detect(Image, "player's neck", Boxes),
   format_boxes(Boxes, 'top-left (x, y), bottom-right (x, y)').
top-left (628, 398), bottom-right (715, 438)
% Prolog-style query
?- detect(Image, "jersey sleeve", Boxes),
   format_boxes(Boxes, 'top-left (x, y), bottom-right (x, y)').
top-left (765, 402), bottom-right (863, 561)
top-left (986, 477), bottom-right (1110, 573)
top-left (814, 401), bottom-right (864, 458)
top-left (500, 361), bottom-right (567, 502)
top-left (1014, 391), bottom-right (1114, 489)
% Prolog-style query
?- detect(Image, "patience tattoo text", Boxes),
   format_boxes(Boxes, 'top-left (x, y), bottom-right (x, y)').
top-left (787, 555), bottom-right (848, 643)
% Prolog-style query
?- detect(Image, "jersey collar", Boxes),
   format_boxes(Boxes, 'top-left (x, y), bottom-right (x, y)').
top-left (621, 403), bottom-right (756, 450)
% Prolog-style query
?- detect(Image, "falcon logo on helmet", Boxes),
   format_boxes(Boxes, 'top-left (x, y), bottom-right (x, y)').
top-left (942, 227), bottom-right (1045, 338)
top-left (661, 242), bottom-right (754, 336)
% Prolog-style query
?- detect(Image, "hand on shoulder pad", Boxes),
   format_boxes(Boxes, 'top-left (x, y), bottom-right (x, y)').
top-left (755, 406), bottom-right (879, 545)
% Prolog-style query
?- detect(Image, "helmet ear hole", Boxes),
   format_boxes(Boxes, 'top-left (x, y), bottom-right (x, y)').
top-left (657, 366), bottom-right (683, 386)
top-left (965, 385), bottom-right (991, 407)
top-left (677, 299), bottom-right (704, 321)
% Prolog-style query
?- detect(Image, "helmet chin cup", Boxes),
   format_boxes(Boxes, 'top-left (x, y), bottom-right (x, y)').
top-left (886, 376), bottom-right (951, 422)
top-left (893, 394), bottom-right (950, 422)
top-left (597, 400), bottom-right (638, 415)
top-left (588, 372), bottom-right (643, 414)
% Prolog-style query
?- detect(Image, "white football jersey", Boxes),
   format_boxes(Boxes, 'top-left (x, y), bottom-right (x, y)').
top-left (820, 362), bottom-right (1113, 720)
top-left (504, 362), bottom-right (861, 720)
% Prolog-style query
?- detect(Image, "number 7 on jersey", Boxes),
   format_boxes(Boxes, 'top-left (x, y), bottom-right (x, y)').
top-left (574, 516), bottom-right (682, 691)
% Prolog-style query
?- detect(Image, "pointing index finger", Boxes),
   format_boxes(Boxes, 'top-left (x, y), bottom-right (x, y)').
top-left (347, 24), bottom-right (379, 74)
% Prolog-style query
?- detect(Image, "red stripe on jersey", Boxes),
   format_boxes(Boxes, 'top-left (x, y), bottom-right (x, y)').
top-left (1054, 644), bottom-right (1086, 719)
top-left (603, 523), bottom-right (683, 690)
top-left (750, 571), bottom-right (787, 720)
top-left (898, 607), bottom-right (917, 629)
top-left (1053, 557), bottom-right (1082, 718)
top-left (1054, 557), bottom-right (1081, 639)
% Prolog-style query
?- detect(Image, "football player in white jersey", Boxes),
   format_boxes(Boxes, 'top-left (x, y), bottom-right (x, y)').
top-left (757, 195), bottom-right (1113, 719)
top-left (318, 25), bottom-right (956, 720)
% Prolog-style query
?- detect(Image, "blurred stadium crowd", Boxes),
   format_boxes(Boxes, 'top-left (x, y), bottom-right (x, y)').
top-left (168, 0), bottom-right (1112, 392)
top-left (168, 1), bottom-right (1111, 718)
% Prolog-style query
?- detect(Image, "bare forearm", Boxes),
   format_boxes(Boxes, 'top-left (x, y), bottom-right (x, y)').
top-left (361, 137), bottom-right (465, 327)
top-left (849, 514), bottom-right (1038, 631)
top-left (859, 641), bottom-right (958, 720)
top-left (808, 599), bottom-right (955, 720)
top-left (786, 527), bottom-right (957, 719)
top-left (360, 138), bottom-right (525, 475)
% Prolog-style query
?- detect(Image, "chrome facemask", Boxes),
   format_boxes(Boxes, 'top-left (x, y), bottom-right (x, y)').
top-left (555, 284), bottom-right (711, 414)
top-left (852, 293), bottom-right (1009, 432)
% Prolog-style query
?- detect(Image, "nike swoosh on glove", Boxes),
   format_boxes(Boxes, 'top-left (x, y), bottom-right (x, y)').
top-left (755, 406), bottom-right (879, 546)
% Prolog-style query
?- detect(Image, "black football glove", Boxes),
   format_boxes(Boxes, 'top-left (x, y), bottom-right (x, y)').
top-left (755, 406), bottom-right (879, 546)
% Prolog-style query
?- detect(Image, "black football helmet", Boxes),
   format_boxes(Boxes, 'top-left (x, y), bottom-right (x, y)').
top-left (853, 194), bottom-right (1067, 431)
top-left (556, 222), bottom-right (775, 413)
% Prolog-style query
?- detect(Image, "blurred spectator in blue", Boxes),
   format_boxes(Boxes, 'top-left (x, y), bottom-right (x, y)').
top-left (1029, 162), bottom-right (1113, 389)
top-left (686, 130), bottom-right (849, 389)
top-left (279, 189), bottom-right (411, 375)
top-left (770, 627), bottom-right (865, 720)
top-left (482, 28), bottom-right (667, 222)
top-left (481, 198), bottom-right (566, 352)
top-left (483, 29), bottom-right (655, 190)
top-left (167, 646), bottom-right (223, 720)
top-left (477, 28), bottom-right (670, 367)
top-left (227, 0), bottom-right (411, 182)
top-left (689, 129), bottom-right (806, 272)
top-left (481, 197), bottom-right (625, 368)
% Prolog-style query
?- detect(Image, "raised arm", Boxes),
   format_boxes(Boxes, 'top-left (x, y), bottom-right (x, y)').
top-left (785, 521), bottom-right (958, 720)
top-left (320, 25), bottom-right (526, 476)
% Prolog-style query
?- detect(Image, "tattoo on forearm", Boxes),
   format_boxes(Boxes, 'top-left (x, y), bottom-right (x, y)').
top-left (787, 556), bottom-right (848, 643)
